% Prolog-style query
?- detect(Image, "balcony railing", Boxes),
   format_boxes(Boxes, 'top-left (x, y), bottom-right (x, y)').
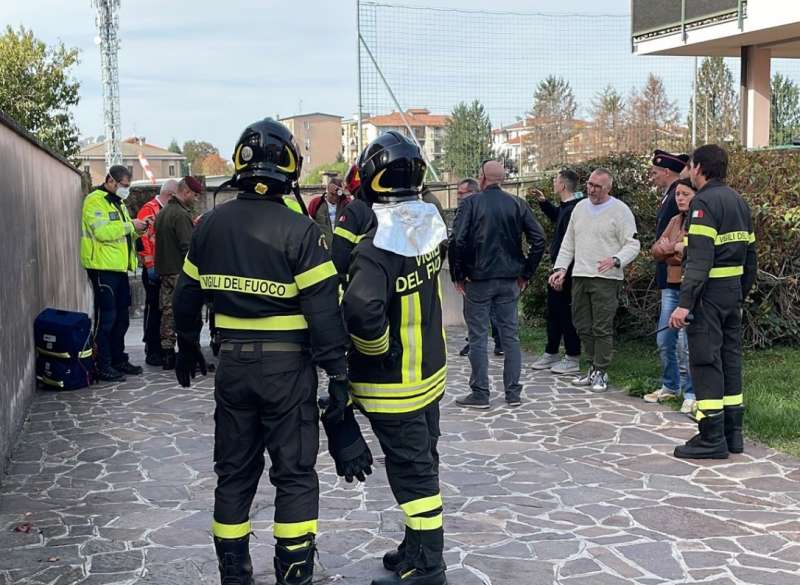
top-left (632, 0), bottom-right (746, 44)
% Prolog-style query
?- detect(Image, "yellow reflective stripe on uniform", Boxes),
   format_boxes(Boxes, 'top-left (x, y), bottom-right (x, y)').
top-left (351, 326), bottom-right (390, 355)
top-left (351, 373), bottom-right (447, 414)
top-left (709, 266), bottom-right (744, 278)
top-left (682, 237), bottom-right (688, 246)
top-left (282, 196), bottom-right (303, 214)
top-left (183, 257), bottom-right (200, 281)
top-left (295, 261), bottom-right (337, 290)
top-left (400, 293), bottom-right (422, 384)
top-left (38, 376), bottom-right (64, 388)
top-left (215, 313), bottom-right (308, 331)
top-left (697, 399), bottom-right (724, 411)
top-left (212, 520), bottom-right (251, 539)
top-left (78, 349), bottom-right (93, 359)
top-left (199, 273), bottom-right (298, 298)
top-left (351, 366), bottom-right (447, 397)
top-left (723, 394), bottom-right (744, 406)
top-left (36, 348), bottom-right (71, 359)
top-left (333, 225), bottom-right (364, 244)
top-left (688, 224), bottom-right (718, 239)
top-left (405, 513), bottom-right (443, 531)
top-left (273, 519), bottom-right (318, 539)
top-left (715, 231), bottom-right (751, 245)
top-left (401, 494), bottom-right (443, 517)
top-left (748, 232), bottom-right (756, 244)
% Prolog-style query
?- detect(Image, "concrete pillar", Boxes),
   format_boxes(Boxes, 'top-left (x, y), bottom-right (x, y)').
top-left (740, 46), bottom-right (772, 148)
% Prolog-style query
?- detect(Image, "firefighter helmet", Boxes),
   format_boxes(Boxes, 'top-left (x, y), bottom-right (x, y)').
top-left (232, 118), bottom-right (302, 195)
top-left (358, 131), bottom-right (426, 204)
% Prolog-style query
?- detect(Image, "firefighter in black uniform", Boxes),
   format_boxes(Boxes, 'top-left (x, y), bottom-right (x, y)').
top-left (172, 118), bottom-right (371, 585)
top-left (331, 163), bottom-right (377, 282)
top-left (669, 144), bottom-right (757, 459)
top-left (342, 132), bottom-right (449, 585)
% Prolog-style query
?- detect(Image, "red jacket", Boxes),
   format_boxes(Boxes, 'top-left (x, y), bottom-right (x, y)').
top-left (136, 197), bottom-right (165, 269)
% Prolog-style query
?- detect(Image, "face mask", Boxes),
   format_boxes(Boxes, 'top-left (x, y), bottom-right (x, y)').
top-left (116, 186), bottom-right (130, 200)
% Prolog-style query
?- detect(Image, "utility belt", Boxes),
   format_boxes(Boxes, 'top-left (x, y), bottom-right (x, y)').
top-left (217, 340), bottom-right (312, 374)
top-left (219, 341), bottom-right (304, 353)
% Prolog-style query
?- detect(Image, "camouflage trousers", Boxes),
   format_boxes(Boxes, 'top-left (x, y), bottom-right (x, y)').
top-left (159, 273), bottom-right (178, 350)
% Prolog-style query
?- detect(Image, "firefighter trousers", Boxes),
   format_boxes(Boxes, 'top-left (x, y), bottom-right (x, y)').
top-left (369, 404), bottom-right (444, 570)
top-left (212, 342), bottom-right (320, 545)
top-left (686, 280), bottom-right (744, 418)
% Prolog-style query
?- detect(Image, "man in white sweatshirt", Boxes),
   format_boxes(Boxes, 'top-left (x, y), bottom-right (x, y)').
top-left (548, 168), bottom-right (640, 392)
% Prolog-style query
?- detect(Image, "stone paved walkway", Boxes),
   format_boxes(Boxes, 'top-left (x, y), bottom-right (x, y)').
top-left (3, 323), bottom-right (800, 585)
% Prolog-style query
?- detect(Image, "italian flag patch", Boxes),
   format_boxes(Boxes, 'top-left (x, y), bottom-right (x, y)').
top-left (692, 210), bottom-right (704, 219)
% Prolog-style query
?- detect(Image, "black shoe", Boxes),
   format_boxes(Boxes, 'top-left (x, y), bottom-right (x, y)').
top-left (275, 537), bottom-right (315, 585)
top-left (674, 411), bottom-right (729, 460)
top-left (494, 348), bottom-right (504, 356)
top-left (113, 361), bottom-right (143, 376)
top-left (371, 564), bottom-right (447, 585)
top-left (214, 535), bottom-right (254, 585)
top-left (458, 344), bottom-right (469, 357)
top-left (724, 406), bottom-right (744, 454)
top-left (162, 349), bottom-right (176, 371)
top-left (383, 543), bottom-right (405, 572)
top-left (95, 367), bottom-right (126, 382)
top-left (505, 395), bottom-right (521, 407)
top-left (454, 393), bottom-right (490, 409)
top-left (145, 353), bottom-right (163, 367)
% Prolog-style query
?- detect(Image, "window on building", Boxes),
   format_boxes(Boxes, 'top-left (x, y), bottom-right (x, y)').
top-left (126, 165), bottom-right (134, 176)
top-left (168, 164), bottom-right (175, 177)
top-left (304, 121), bottom-right (311, 130)
top-left (305, 138), bottom-right (311, 151)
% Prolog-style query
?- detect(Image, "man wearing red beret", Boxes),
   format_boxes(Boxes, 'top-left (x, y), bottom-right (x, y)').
top-left (155, 176), bottom-right (203, 370)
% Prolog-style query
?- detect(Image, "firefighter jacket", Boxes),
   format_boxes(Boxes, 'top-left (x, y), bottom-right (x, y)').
top-left (341, 235), bottom-right (446, 417)
top-left (331, 198), bottom-right (377, 278)
top-left (172, 192), bottom-right (348, 375)
top-left (679, 179), bottom-right (758, 310)
top-left (80, 187), bottom-right (138, 272)
top-left (136, 197), bottom-right (164, 269)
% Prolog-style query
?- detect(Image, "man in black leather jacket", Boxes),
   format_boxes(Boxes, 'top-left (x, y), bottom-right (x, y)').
top-left (450, 161), bottom-right (546, 408)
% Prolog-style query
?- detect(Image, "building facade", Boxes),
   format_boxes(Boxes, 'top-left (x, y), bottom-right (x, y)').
top-left (79, 138), bottom-right (186, 186)
top-left (279, 113), bottom-right (343, 180)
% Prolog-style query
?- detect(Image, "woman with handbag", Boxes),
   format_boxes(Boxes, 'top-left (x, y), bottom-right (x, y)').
top-left (649, 178), bottom-right (697, 416)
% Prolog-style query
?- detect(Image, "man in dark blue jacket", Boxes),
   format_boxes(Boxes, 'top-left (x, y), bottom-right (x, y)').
top-left (529, 169), bottom-right (583, 374)
top-left (451, 161), bottom-right (545, 408)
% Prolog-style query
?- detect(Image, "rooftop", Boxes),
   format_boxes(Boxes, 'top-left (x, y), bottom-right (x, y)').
top-left (80, 138), bottom-right (186, 160)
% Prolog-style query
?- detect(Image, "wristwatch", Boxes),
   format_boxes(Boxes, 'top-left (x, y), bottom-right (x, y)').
top-left (613, 257), bottom-right (621, 268)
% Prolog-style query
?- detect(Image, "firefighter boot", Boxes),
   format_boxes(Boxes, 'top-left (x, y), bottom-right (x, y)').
top-left (213, 535), bottom-right (253, 585)
top-left (372, 528), bottom-right (446, 585)
top-left (162, 348), bottom-right (176, 371)
top-left (724, 406), bottom-right (745, 454)
top-left (674, 410), bottom-right (729, 460)
top-left (382, 538), bottom-right (406, 572)
top-left (274, 537), bottom-right (315, 585)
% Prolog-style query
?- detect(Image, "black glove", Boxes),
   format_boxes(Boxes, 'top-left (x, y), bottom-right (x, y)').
top-left (175, 332), bottom-right (207, 387)
top-left (320, 403), bottom-right (374, 483)
top-left (326, 375), bottom-right (350, 424)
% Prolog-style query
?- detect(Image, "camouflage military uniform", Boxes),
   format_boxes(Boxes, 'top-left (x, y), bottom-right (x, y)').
top-left (159, 274), bottom-right (178, 350)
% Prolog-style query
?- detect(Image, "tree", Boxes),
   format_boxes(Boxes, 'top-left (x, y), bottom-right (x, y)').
top-left (196, 153), bottom-right (228, 176)
top-left (527, 76), bottom-right (577, 170)
top-left (771, 73), bottom-right (800, 146)
top-left (182, 140), bottom-right (218, 173)
top-left (0, 26), bottom-right (80, 160)
top-left (627, 73), bottom-right (683, 152)
top-left (688, 57), bottom-right (739, 145)
top-left (441, 100), bottom-right (493, 179)
top-left (590, 85), bottom-right (626, 156)
top-left (168, 138), bottom-right (182, 154)
top-left (301, 161), bottom-right (349, 186)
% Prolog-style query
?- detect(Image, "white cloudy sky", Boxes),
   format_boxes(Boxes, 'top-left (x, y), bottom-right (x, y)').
top-left (5, 0), bottom-right (629, 155)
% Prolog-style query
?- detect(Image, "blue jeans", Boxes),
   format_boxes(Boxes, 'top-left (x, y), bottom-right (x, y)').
top-left (465, 278), bottom-right (522, 399)
top-left (657, 288), bottom-right (694, 397)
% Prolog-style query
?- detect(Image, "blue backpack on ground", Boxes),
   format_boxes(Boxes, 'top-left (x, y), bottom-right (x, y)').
top-left (34, 308), bottom-right (93, 390)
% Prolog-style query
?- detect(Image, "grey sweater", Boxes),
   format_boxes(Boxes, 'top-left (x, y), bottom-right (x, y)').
top-left (554, 197), bottom-right (640, 280)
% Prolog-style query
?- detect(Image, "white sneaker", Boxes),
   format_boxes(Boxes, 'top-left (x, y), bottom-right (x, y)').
top-left (680, 398), bottom-right (696, 414)
top-left (643, 387), bottom-right (680, 403)
top-left (531, 352), bottom-right (560, 370)
top-left (571, 366), bottom-right (595, 386)
top-left (551, 356), bottom-right (580, 375)
top-left (591, 370), bottom-right (609, 393)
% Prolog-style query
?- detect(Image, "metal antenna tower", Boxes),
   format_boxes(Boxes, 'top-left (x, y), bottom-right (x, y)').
top-left (93, 0), bottom-right (122, 168)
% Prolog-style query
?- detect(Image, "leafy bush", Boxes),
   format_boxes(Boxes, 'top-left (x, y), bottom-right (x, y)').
top-left (521, 149), bottom-right (800, 348)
